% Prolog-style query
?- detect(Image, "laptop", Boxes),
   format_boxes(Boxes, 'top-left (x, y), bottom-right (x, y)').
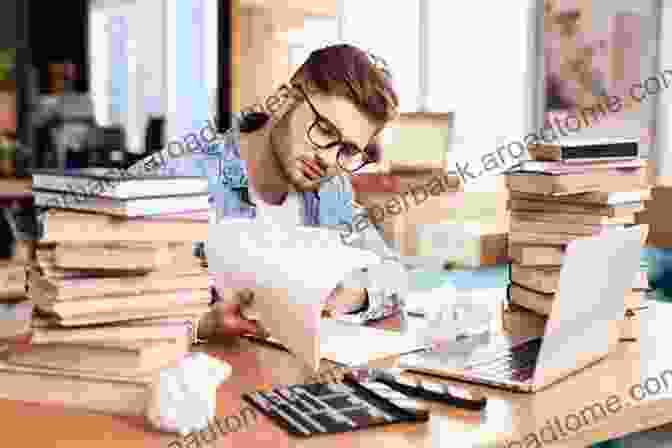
top-left (399, 226), bottom-right (643, 393)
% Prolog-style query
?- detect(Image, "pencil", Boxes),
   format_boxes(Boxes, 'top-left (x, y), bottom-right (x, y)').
top-left (242, 334), bottom-right (290, 352)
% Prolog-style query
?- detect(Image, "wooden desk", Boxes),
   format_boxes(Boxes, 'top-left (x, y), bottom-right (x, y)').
top-left (2, 298), bottom-right (671, 448)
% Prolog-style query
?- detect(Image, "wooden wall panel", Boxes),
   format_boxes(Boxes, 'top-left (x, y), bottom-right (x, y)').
top-left (238, 7), bottom-right (300, 110)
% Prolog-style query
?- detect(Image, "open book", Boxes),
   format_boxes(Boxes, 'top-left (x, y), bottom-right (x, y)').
top-left (206, 221), bottom-right (380, 371)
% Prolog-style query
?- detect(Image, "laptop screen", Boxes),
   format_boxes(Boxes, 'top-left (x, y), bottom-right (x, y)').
top-left (533, 226), bottom-right (643, 387)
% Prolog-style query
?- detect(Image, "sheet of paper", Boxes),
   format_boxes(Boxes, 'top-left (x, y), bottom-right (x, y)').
top-left (319, 319), bottom-right (427, 367)
top-left (206, 221), bottom-right (380, 371)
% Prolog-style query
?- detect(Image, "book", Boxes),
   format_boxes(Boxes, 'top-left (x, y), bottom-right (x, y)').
top-left (8, 338), bottom-right (189, 376)
top-left (510, 264), bottom-right (560, 294)
top-left (41, 209), bottom-right (208, 243)
top-left (509, 283), bottom-right (554, 315)
top-left (39, 303), bottom-right (211, 327)
top-left (512, 159), bottom-right (644, 174)
top-left (509, 219), bottom-right (622, 236)
top-left (31, 261), bottom-right (204, 281)
top-left (33, 189), bottom-right (209, 218)
top-left (0, 358), bottom-right (152, 416)
top-left (0, 285), bottom-right (25, 302)
top-left (505, 167), bottom-right (646, 195)
top-left (508, 244), bottom-right (565, 266)
top-left (32, 288), bottom-right (211, 319)
top-left (28, 269), bottom-right (208, 302)
top-left (0, 262), bottom-right (26, 300)
top-left (509, 189), bottom-right (649, 205)
top-left (32, 251), bottom-right (203, 280)
top-left (510, 268), bottom-right (648, 300)
top-left (527, 139), bottom-right (639, 162)
top-left (31, 168), bottom-right (207, 199)
top-left (508, 228), bottom-right (625, 246)
top-left (208, 220), bottom-right (381, 372)
top-left (507, 199), bottom-right (643, 217)
top-left (35, 242), bottom-right (195, 272)
top-left (30, 317), bottom-right (197, 345)
top-left (510, 210), bottom-right (634, 226)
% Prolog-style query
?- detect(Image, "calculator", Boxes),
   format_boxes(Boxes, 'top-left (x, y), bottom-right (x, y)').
top-left (243, 377), bottom-right (430, 437)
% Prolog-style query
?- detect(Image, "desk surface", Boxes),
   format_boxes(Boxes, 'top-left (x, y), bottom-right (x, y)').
top-left (3, 292), bottom-right (671, 448)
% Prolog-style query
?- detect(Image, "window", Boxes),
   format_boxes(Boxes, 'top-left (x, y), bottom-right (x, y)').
top-left (168, 0), bottom-right (211, 139)
top-left (89, 3), bottom-right (136, 147)
top-left (90, 0), bottom-right (164, 153)
top-left (90, 0), bottom-right (218, 151)
top-left (426, 1), bottom-right (535, 194)
top-left (89, 7), bottom-right (112, 126)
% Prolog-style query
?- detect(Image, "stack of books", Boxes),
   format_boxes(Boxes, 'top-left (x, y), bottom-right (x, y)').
top-left (505, 139), bottom-right (649, 316)
top-left (0, 259), bottom-right (32, 340)
top-left (0, 169), bottom-right (211, 415)
top-left (1, 177), bottom-right (36, 341)
top-left (636, 186), bottom-right (672, 248)
top-left (1, 258), bottom-right (26, 302)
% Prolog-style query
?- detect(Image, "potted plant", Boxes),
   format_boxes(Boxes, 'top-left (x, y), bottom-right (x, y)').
top-left (0, 48), bottom-right (16, 82)
top-left (0, 49), bottom-right (17, 163)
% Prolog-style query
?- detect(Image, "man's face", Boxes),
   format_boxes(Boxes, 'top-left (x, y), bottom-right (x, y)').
top-left (270, 89), bottom-right (379, 192)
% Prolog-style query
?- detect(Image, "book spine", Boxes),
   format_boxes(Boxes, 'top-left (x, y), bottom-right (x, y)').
top-left (562, 141), bottom-right (638, 160)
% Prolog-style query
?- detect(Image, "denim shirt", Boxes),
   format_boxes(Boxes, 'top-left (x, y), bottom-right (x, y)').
top-left (152, 123), bottom-right (405, 323)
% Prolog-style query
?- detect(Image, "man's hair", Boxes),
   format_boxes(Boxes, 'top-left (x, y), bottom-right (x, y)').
top-left (290, 44), bottom-right (398, 162)
top-left (290, 44), bottom-right (399, 127)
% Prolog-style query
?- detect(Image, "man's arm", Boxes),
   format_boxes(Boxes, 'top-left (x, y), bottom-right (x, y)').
top-left (337, 202), bottom-right (408, 323)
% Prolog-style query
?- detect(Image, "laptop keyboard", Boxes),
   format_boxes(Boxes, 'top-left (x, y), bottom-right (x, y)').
top-left (463, 337), bottom-right (543, 383)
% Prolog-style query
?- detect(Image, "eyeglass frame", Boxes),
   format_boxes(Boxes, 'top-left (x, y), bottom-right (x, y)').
top-left (292, 83), bottom-right (378, 174)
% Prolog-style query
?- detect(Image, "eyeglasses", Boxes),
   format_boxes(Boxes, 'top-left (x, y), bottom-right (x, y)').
top-left (293, 84), bottom-right (375, 174)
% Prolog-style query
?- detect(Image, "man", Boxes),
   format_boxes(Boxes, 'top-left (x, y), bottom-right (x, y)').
top-left (156, 44), bottom-right (406, 340)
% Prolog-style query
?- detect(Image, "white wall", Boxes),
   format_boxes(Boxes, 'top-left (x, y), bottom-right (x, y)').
top-left (654, 0), bottom-right (672, 180)
top-left (543, 0), bottom-right (660, 158)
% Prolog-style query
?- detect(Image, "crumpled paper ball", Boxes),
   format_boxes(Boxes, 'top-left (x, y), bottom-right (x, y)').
top-left (146, 352), bottom-right (232, 435)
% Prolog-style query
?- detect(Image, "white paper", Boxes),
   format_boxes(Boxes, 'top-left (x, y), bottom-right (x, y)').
top-left (206, 221), bottom-right (380, 371)
top-left (319, 319), bottom-right (427, 367)
top-left (146, 353), bottom-right (232, 435)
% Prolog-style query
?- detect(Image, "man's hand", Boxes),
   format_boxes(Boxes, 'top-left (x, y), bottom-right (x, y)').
top-left (198, 289), bottom-right (268, 340)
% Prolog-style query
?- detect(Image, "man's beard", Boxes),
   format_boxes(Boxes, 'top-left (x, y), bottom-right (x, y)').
top-left (271, 139), bottom-right (324, 194)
